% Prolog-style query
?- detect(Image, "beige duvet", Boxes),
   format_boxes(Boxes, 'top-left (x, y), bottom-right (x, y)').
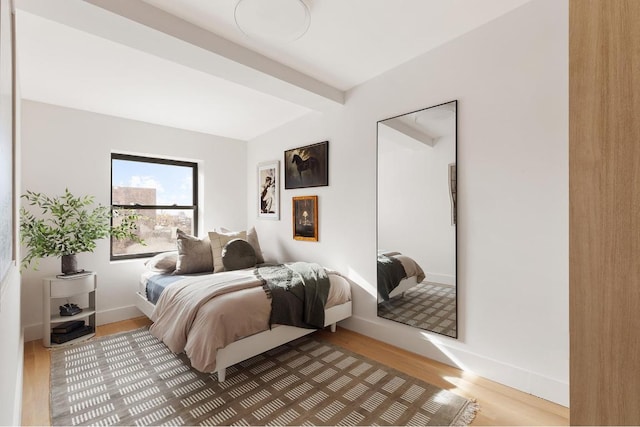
top-left (149, 267), bottom-right (351, 372)
top-left (395, 254), bottom-right (426, 282)
top-left (380, 251), bottom-right (426, 282)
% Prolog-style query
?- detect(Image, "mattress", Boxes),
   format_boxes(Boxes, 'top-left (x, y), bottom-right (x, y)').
top-left (140, 270), bottom-right (200, 304)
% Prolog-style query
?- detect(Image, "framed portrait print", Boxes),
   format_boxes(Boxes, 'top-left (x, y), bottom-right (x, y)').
top-left (258, 161), bottom-right (279, 220)
top-left (284, 141), bottom-right (328, 189)
top-left (292, 196), bottom-right (318, 241)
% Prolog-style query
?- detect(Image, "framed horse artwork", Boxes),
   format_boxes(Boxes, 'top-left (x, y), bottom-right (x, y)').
top-left (284, 141), bottom-right (329, 189)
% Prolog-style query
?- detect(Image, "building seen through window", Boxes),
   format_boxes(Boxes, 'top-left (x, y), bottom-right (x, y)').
top-left (111, 153), bottom-right (198, 260)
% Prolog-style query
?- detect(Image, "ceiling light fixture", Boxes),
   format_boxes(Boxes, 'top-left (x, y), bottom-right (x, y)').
top-left (234, 0), bottom-right (311, 42)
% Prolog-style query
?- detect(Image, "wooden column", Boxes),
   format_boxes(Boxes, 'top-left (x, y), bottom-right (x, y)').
top-left (570, 0), bottom-right (640, 424)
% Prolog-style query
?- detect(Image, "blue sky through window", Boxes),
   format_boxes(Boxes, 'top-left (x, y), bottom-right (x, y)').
top-left (112, 159), bottom-right (193, 205)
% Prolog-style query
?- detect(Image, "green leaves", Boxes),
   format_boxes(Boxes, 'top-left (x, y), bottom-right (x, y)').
top-left (19, 188), bottom-right (145, 271)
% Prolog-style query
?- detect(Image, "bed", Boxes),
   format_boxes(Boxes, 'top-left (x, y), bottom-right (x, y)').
top-left (377, 251), bottom-right (425, 301)
top-left (135, 231), bottom-right (351, 382)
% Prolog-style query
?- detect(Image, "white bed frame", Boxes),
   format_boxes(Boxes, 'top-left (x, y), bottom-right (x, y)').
top-left (386, 275), bottom-right (418, 300)
top-left (135, 291), bottom-right (352, 382)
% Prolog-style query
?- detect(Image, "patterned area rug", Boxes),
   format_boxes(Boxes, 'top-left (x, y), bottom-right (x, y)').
top-left (378, 282), bottom-right (457, 337)
top-left (50, 327), bottom-right (477, 426)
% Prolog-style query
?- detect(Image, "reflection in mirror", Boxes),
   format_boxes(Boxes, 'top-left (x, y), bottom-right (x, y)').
top-left (377, 100), bottom-right (457, 338)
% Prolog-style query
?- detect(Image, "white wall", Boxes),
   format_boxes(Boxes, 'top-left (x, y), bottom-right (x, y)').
top-left (0, 0), bottom-right (23, 423)
top-left (247, 0), bottom-right (568, 405)
top-left (0, 106), bottom-right (22, 426)
top-left (20, 101), bottom-right (247, 340)
top-left (0, 266), bottom-right (22, 426)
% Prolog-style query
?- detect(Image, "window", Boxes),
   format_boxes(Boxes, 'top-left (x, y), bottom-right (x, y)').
top-left (111, 153), bottom-right (198, 260)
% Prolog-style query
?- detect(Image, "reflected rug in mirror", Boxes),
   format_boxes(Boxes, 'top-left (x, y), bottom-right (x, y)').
top-left (50, 327), bottom-right (478, 426)
top-left (378, 282), bottom-right (457, 337)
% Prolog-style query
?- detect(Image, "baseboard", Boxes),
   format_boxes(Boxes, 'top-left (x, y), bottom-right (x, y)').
top-left (97, 304), bottom-right (145, 325)
top-left (23, 304), bottom-right (145, 342)
top-left (339, 315), bottom-right (569, 407)
top-left (423, 272), bottom-right (455, 286)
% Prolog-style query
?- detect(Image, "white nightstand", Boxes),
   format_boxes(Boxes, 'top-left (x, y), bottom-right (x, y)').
top-left (42, 272), bottom-right (97, 347)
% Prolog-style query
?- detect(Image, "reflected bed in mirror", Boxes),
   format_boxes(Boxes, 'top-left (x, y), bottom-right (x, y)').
top-left (377, 100), bottom-right (457, 338)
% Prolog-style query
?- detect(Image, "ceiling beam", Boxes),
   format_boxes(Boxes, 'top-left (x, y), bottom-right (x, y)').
top-left (383, 119), bottom-right (436, 148)
top-left (16, 0), bottom-right (344, 112)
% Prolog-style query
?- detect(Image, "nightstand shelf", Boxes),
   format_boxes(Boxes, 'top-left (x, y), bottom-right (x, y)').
top-left (49, 309), bottom-right (97, 324)
top-left (49, 333), bottom-right (96, 347)
top-left (43, 273), bottom-right (97, 348)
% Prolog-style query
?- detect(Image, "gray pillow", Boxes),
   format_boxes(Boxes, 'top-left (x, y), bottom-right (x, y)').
top-left (175, 230), bottom-right (213, 274)
top-left (145, 251), bottom-right (178, 273)
top-left (221, 239), bottom-right (257, 271)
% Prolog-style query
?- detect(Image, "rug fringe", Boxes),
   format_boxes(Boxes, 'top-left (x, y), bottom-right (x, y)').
top-left (451, 399), bottom-right (480, 426)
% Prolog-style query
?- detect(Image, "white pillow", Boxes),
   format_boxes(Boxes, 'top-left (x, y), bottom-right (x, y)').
top-left (144, 251), bottom-right (178, 273)
top-left (218, 226), bottom-right (265, 264)
top-left (209, 230), bottom-right (247, 273)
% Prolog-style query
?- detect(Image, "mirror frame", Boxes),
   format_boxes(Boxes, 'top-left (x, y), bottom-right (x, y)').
top-left (376, 100), bottom-right (458, 338)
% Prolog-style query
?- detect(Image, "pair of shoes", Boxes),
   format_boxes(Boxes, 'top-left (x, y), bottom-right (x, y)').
top-left (59, 303), bottom-right (82, 316)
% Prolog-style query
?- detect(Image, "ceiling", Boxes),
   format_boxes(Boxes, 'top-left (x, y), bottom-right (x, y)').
top-left (379, 101), bottom-right (456, 151)
top-left (15, 0), bottom-right (531, 140)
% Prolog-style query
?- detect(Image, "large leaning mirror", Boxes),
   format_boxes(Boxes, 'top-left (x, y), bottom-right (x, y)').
top-left (377, 100), bottom-right (457, 338)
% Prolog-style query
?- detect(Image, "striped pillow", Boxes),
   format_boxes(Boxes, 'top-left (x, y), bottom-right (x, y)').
top-left (208, 230), bottom-right (247, 273)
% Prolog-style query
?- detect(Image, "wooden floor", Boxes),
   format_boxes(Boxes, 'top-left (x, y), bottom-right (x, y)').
top-left (22, 318), bottom-right (569, 426)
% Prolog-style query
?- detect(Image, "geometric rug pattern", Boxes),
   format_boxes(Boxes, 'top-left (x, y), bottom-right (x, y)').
top-left (50, 327), bottom-right (476, 426)
top-left (378, 282), bottom-right (457, 338)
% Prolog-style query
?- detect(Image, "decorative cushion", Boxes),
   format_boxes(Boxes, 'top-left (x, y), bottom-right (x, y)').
top-left (175, 230), bottom-right (213, 274)
top-left (208, 230), bottom-right (247, 273)
top-left (145, 251), bottom-right (178, 273)
top-left (218, 226), bottom-right (265, 264)
top-left (221, 239), bottom-right (257, 271)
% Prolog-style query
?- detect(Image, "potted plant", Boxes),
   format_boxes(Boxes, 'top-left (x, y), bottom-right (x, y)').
top-left (20, 188), bottom-right (143, 274)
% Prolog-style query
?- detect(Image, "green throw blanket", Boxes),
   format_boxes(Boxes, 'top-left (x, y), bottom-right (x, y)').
top-left (377, 254), bottom-right (407, 301)
top-left (255, 262), bottom-right (330, 329)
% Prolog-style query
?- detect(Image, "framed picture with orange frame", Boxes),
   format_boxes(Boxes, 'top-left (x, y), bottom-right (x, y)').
top-left (292, 195), bottom-right (318, 241)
